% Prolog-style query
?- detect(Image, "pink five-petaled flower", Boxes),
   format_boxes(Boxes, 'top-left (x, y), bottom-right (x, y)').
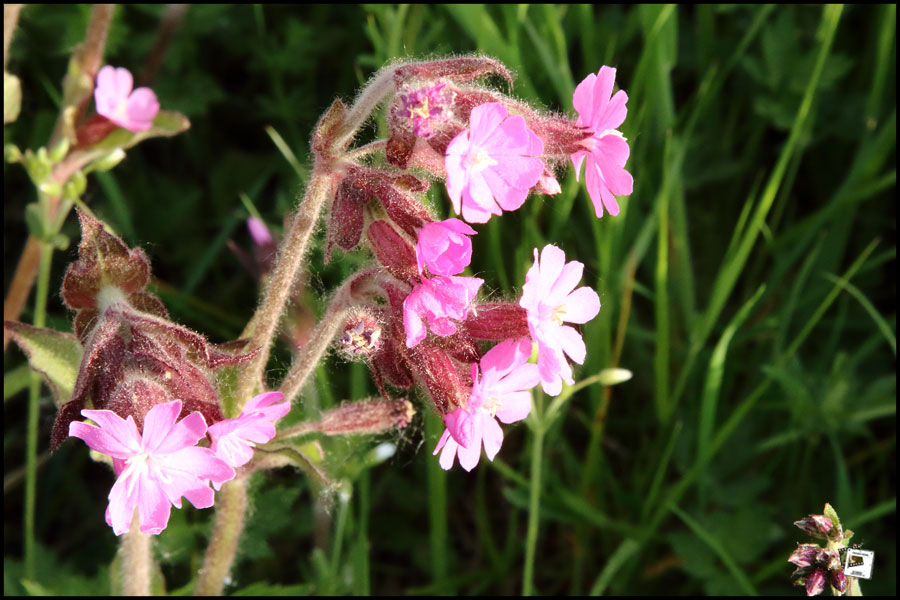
top-left (207, 392), bottom-right (291, 472)
top-left (445, 102), bottom-right (544, 224)
top-left (570, 66), bottom-right (634, 218)
top-left (403, 275), bottom-right (484, 348)
top-left (94, 65), bottom-right (160, 132)
top-left (68, 400), bottom-right (235, 536)
top-left (434, 338), bottom-right (539, 471)
top-left (415, 218), bottom-right (477, 277)
top-left (520, 244), bottom-right (601, 396)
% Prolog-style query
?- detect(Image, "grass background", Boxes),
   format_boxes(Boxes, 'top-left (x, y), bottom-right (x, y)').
top-left (4, 4), bottom-right (895, 595)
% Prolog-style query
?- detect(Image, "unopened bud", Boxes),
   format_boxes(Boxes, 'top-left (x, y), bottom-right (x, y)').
top-left (536, 171), bottom-right (562, 195)
top-left (339, 310), bottom-right (383, 359)
top-left (408, 342), bottom-right (469, 415)
top-left (462, 302), bottom-right (530, 340)
top-left (367, 220), bottom-right (418, 282)
top-left (830, 569), bottom-right (847, 595)
top-left (805, 568), bottom-right (826, 597)
top-left (318, 398), bottom-right (415, 436)
top-left (794, 514), bottom-right (833, 539)
top-left (788, 544), bottom-right (821, 568)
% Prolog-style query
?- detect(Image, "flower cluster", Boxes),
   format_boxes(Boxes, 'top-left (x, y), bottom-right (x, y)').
top-left (788, 504), bottom-right (856, 596)
top-left (317, 58), bottom-right (629, 471)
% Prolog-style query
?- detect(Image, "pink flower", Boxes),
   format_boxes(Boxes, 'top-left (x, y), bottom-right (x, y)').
top-left (445, 102), bottom-right (544, 223)
top-left (68, 400), bottom-right (235, 536)
top-left (433, 338), bottom-right (539, 471)
top-left (570, 67), bottom-right (633, 218)
top-left (519, 245), bottom-right (601, 396)
top-left (403, 275), bottom-right (483, 347)
top-left (393, 82), bottom-right (455, 138)
top-left (94, 66), bottom-right (160, 132)
top-left (415, 218), bottom-right (477, 276)
top-left (207, 392), bottom-right (290, 471)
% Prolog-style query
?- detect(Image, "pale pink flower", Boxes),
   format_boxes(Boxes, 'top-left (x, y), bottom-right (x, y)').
top-left (520, 245), bottom-right (601, 396)
top-left (68, 400), bottom-right (235, 536)
top-left (394, 82), bottom-right (455, 138)
top-left (403, 275), bottom-right (483, 347)
top-left (94, 65), bottom-right (160, 132)
top-left (416, 218), bottom-right (477, 276)
top-left (445, 102), bottom-right (544, 223)
top-left (570, 67), bottom-right (633, 218)
top-left (207, 392), bottom-right (291, 471)
top-left (434, 338), bottom-right (539, 471)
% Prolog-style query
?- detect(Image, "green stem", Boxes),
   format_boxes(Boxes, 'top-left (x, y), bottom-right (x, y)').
top-left (195, 478), bottom-right (248, 596)
top-left (522, 425), bottom-right (545, 596)
top-left (121, 512), bottom-right (153, 596)
top-left (23, 241), bottom-right (52, 580)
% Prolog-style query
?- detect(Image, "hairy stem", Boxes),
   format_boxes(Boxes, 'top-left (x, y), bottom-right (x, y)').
top-left (236, 171), bottom-right (331, 409)
top-left (334, 65), bottom-right (398, 150)
top-left (195, 478), bottom-right (247, 596)
top-left (3, 237), bottom-right (40, 351)
top-left (121, 513), bottom-right (153, 596)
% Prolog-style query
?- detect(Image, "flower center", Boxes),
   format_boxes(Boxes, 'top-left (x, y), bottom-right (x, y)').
top-left (408, 95), bottom-right (431, 121)
top-left (465, 148), bottom-right (498, 173)
top-left (482, 396), bottom-right (502, 418)
top-left (551, 304), bottom-right (567, 325)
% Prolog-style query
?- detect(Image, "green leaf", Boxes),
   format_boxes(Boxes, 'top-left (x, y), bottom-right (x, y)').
top-left (4, 321), bottom-right (83, 408)
top-left (87, 110), bottom-right (191, 152)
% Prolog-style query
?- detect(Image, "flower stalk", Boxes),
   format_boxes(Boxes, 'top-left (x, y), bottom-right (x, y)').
top-left (121, 513), bottom-right (152, 596)
top-left (194, 478), bottom-right (248, 596)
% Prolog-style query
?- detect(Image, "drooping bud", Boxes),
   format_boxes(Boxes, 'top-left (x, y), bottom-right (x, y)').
top-left (338, 309), bottom-right (383, 360)
top-left (794, 514), bottom-right (834, 539)
top-left (326, 171), bottom-right (368, 260)
top-left (816, 548), bottom-right (841, 572)
top-left (536, 170), bottom-right (562, 195)
top-left (805, 568), bottom-right (827, 597)
top-left (247, 217), bottom-right (278, 276)
top-left (407, 341), bottom-right (469, 415)
top-left (317, 398), bottom-right (415, 436)
top-left (461, 302), bottom-right (530, 340)
top-left (788, 544), bottom-right (821, 569)
top-left (830, 569), bottom-right (847, 595)
top-left (367, 220), bottom-right (418, 282)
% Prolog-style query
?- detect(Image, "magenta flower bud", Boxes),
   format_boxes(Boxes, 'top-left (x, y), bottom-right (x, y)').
top-left (830, 569), bottom-right (847, 595)
top-left (794, 514), bottom-right (834, 539)
top-left (391, 82), bottom-right (456, 138)
top-left (536, 171), bottom-right (562, 195)
top-left (367, 220), bottom-right (418, 282)
top-left (318, 398), bottom-right (415, 436)
top-left (462, 302), bottom-right (530, 341)
top-left (816, 548), bottom-right (841, 571)
top-left (408, 342), bottom-right (469, 415)
top-left (247, 216), bottom-right (274, 248)
top-left (788, 544), bottom-right (821, 568)
top-left (339, 310), bottom-right (383, 359)
top-left (805, 568), bottom-right (827, 596)
top-left (416, 218), bottom-right (477, 276)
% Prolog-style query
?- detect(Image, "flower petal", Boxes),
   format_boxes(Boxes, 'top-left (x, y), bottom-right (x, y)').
top-left (482, 416), bottom-right (504, 461)
top-left (560, 286), bottom-right (601, 324)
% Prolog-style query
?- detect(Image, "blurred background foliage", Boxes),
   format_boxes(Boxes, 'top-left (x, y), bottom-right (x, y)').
top-left (4, 4), bottom-right (895, 596)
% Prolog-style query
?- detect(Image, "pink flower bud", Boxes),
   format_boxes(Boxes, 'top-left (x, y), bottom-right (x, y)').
top-left (805, 568), bottom-right (826, 596)
top-left (416, 218), bottom-right (477, 276)
top-left (367, 220), bottom-right (418, 282)
top-left (408, 342), bottom-right (469, 415)
top-left (392, 56), bottom-right (513, 88)
top-left (462, 302), bottom-right (530, 341)
top-left (830, 569), bottom-right (847, 595)
top-left (788, 544), bottom-right (821, 568)
top-left (536, 171), bottom-right (562, 195)
top-left (794, 514), bottom-right (834, 539)
top-left (317, 398), bottom-right (415, 436)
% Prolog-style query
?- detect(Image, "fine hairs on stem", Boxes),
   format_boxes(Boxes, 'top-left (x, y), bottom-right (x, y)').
top-left (121, 513), bottom-right (152, 596)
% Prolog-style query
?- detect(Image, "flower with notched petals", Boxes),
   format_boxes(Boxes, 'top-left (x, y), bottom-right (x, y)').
top-left (94, 66), bottom-right (159, 132)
